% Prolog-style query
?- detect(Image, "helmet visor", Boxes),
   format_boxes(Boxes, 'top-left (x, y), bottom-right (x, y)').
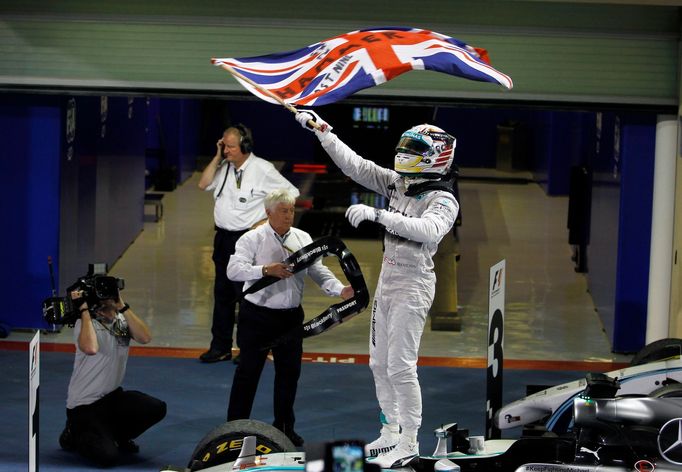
top-left (395, 131), bottom-right (431, 156)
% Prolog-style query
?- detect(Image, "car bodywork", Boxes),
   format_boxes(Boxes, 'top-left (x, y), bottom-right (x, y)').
top-left (163, 343), bottom-right (682, 472)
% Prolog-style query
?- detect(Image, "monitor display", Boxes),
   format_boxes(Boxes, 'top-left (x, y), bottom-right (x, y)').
top-left (352, 106), bottom-right (389, 129)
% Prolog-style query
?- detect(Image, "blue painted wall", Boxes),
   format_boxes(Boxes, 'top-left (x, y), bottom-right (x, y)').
top-left (0, 95), bottom-right (62, 330)
top-left (58, 95), bottom-right (147, 300)
top-left (588, 112), bottom-right (656, 353)
top-left (613, 114), bottom-right (656, 352)
top-left (589, 113), bottom-right (620, 345)
top-left (221, 99), bottom-right (312, 163)
top-left (523, 111), bottom-right (595, 196)
top-left (146, 98), bottom-right (201, 187)
top-left (177, 100), bottom-right (201, 183)
top-left (1, 94), bottom-right (148, 330)
top-left (435, 107), bottom-right (535, 171)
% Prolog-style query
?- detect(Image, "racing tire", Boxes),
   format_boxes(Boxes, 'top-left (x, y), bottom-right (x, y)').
top-left (649, 383), bottom-right (682, 398)
top-left (188, 419), bottom-right (296, 471)
top-left (630, 338), bottom-right (682, 366)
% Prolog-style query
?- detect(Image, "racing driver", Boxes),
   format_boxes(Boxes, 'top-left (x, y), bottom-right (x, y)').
top-left (295, 111), bottom-right (459, 468)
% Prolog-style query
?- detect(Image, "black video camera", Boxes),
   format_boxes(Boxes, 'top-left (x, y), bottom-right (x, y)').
top-left (42, 263), bottom-right (125, 326)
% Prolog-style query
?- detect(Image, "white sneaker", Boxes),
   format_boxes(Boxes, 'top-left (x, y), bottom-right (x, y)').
top-left (370, 436), bottom-right (419, 469)
top-left (364, 425), bottom-right (400, 457)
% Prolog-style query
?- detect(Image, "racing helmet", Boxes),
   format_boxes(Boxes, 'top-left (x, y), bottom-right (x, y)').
top-left (394, 124), bottom-right (456, 178)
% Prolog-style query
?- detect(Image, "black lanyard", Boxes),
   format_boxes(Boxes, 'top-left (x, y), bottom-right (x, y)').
top-left (275, 231), bottom-right (295, 254)
top-left (216, 163), bottom-right (243, 198)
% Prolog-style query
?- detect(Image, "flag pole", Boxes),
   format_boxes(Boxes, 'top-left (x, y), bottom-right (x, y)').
top-left (217, 63), bottom-right (321, 130)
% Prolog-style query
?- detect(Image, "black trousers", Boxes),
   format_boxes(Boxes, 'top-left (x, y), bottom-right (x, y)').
top-left (210, 227), bottom-right (248, 352)
top-left (227, 299), bottom-right (304, 431)
top-left (66, 387), bottom-right (166, 467)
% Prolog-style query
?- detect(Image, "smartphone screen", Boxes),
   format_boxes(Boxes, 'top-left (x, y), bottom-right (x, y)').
top-left (330, 441), bottom-right (364, 472)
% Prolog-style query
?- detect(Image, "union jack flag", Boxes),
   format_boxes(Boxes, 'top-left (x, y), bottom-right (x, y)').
top-left (212, 27), bottom-right (513, 106)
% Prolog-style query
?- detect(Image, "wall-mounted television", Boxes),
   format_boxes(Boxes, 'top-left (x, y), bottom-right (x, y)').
top-left (352, 106), bottom-right (389, 129)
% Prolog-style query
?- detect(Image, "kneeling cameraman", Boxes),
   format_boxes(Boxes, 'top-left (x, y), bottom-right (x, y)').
top-left (59, 272), bottom-right (166, 467)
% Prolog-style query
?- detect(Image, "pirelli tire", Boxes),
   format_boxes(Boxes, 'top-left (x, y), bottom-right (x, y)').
top-left (630, 338), bottom-right (682, 366)
top-left (188, 419), bottom-right (296, 471)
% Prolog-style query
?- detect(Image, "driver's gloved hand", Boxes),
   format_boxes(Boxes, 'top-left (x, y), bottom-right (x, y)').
top-left (295, 110), bottom-right (333, 141)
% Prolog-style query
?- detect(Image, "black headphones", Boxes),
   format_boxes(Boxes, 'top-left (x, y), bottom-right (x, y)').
top-left (233, 123), bottom-right (253, 154)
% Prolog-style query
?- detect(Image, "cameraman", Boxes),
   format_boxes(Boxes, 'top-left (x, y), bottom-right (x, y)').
top-left (59, 286), bottom-right (167, 467)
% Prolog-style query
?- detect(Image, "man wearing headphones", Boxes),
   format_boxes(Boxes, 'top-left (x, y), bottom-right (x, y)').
top-left (198, 124), bottom-right (299, 363)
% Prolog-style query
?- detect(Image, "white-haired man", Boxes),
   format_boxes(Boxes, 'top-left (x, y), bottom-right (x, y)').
top-left (296, 111), bottom-right (459, 468)
top-left (226, 188), bottom-right (354, 447)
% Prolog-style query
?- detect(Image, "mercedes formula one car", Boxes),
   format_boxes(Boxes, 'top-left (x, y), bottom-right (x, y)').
top-left (161, 340), bottom-right (682, 472)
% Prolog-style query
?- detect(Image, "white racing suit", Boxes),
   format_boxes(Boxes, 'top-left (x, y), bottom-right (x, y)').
top-left (319, 133), bottom-right (459, 436)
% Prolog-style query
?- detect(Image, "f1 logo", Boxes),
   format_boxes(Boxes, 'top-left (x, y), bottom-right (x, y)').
top-left (492, 268), bottom-right (503, 292)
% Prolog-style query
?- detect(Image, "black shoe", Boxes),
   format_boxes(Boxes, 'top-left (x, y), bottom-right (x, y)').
top-left (117, 439), bottom-right (139, 454)
top-left (199, 349), bottom-right (232, 363)
top-left (59, 425), bottom-right (76, 451)
top-left (274, 424), bottom-right (304, 447)
top-left (286, 430), bottom-right (304, 447)
top-left (232, 352), bottom-right (241, 365)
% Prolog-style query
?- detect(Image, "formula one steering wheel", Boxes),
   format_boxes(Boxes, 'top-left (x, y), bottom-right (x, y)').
top-left (239, 236), bottom-right (370, 342)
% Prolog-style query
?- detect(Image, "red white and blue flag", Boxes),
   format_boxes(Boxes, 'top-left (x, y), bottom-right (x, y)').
top-left (212, 27), bottom-right (513, 106)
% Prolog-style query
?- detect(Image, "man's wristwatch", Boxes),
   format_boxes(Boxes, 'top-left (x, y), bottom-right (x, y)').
top-left (263, 266), bottom-right (268, 276)
top-left (119, 303), bottom-right (130, 313)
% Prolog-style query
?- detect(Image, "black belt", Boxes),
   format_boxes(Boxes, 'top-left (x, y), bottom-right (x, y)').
top-left (241, 299), bottom-right (301, 315)
top-left (215, 226), bottom-right (248, 235)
